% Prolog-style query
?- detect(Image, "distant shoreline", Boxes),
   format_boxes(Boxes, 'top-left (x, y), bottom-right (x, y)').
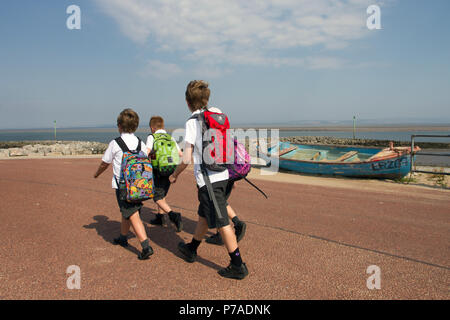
top-left (1, 124), bottom-right (449, 133)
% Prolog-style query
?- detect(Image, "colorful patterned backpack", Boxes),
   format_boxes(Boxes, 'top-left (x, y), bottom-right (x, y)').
top-left (115, 137), bottom-right (153, 202)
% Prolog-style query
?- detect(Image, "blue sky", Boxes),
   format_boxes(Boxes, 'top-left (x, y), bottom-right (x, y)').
top-left (0, 0), bottom-right (449, 129)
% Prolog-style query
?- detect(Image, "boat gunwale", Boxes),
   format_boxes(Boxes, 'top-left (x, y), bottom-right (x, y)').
top-left (275, 151), bottom-right (411, 165)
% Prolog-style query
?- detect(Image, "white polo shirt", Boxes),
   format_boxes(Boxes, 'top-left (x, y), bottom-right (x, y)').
top-left (184, 107), bottom-right (229, 188)
top-left (102, 133), bottom-right (148, 189)
top-left (145, 129), bottom-right (181, 153)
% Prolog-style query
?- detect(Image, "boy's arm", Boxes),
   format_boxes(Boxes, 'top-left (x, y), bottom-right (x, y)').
top-left (95, 140), bottom-right (114, 178)
top-left (94, 161), bottom-right (110, 178)
top-left (169, 143), bottom-right (193, 183)
top-left (145, 135), bottom-right (153, 155)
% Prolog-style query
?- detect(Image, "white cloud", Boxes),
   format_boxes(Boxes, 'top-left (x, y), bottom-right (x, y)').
top-left (96, 0), bottom-right (383, 76)
top-left (140, 60), bottom-right (182, 79)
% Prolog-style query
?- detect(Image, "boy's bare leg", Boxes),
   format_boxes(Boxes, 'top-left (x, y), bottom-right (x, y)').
top-left (218, 225), bottom-right (238, 253)
top-left (156, 198), bottom-right (172, 214)
top-left (154, 198), bottom-right (183, 232)
top-left (129, 212), bottom-right (148, 243)
top-left (193, 216), bottom-right (209, 241)
top-left (178, 216), bottom-right (207, 262)
top-left (227, 205), bottom-right (236, 219)
top-left (120, 217), bottom-right (131, 236)
top-left (214, 206), bottom-right (237, 233)
top-left (129, 211), bottom-right (153, 260)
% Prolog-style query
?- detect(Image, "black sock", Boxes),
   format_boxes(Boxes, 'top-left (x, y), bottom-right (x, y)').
top-left (187, 238), bottom-right (201, 253)
top-left (141, 239), bottom-right (150, 250)
top-left (229, 248), bottom-right (243, 267)
top-left (231, 216), bottom-right (241, 225)
top-left (118, 234), bottom-right (127, 242)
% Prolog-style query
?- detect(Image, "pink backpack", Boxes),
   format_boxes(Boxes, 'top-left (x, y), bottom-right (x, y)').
top-left (227, 138), bottom-right (267, 198)
top-left (228, 139), bottom-right (251, 180)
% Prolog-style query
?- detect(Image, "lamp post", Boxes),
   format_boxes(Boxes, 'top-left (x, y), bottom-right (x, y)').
top-left (352, 116), bottom-right (356, 140)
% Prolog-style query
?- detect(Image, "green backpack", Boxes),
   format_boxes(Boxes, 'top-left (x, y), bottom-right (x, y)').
top-left (150, 133), bottom-right (180, 176)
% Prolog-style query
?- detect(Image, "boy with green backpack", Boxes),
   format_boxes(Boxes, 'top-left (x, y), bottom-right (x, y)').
top-left (146, 116), bottom-right (183, 232)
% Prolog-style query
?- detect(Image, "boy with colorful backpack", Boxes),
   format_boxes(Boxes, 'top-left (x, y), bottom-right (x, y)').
top-left (169, 80), bottom-right (249, 280)
top-left (146, 116), bottom-right (183, 232)
top-left (93, 108), bottom-right (154, 260)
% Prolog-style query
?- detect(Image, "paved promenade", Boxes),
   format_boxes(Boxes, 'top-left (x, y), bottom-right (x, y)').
top-left (0, 158), bottom-right (448, 299)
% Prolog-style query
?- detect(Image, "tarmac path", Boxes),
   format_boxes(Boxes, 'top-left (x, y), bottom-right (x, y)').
top-left (0, 158), bottom-right (448, 299)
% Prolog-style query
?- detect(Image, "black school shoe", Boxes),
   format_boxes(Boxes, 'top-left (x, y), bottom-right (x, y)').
top-left (218, 262), bottom-right (249, 280)
top-left (177, 242), bottom-right (197, 263)
top-left (205, 232), bottom-right (224, 245)
top-left (169, 211), bottom-right (183, 232)
top-left (150, 214), bottom-right (164, 226)
top-left (138, 246), bottom-right (154, 260)
top-left (113, 236), bottom-right (128, 247)
top-left (205, 221), bottom-right (247, 246)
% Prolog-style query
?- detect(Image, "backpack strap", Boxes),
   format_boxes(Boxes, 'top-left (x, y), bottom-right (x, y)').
top-left (115, 137), bottom-right (142, 153)
top-left (115, 137), bottom-right (130, 153)
top-left (153, 132), bottom-right (172, 141)
top-left (229, 167), bottom-right (268, 199)
top-left (136, 137), bottom-right (142, 152)
top-left (200, 164), bottom-right (225, 221)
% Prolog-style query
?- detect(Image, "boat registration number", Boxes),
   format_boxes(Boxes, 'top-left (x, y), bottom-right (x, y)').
top-left (371, 157), bottom-right (408, 171)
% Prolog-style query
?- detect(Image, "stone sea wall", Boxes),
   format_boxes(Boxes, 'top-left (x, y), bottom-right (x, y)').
top-left (279, 136), bottom-right (449, 149)
top-left (0, 141), bottom-right (108, 158)
top-left (0, 136), bottom-right (448, 159)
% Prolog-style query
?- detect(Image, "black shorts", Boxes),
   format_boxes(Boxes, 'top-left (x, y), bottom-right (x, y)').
top-left (115, 189), bottom-right (142, 220)
top-left (225, 180), bottom-right (234, 204)
top-left (153, 174), bottom-right (171, 202)
top-left (197, 180), bottom-right (229, 229)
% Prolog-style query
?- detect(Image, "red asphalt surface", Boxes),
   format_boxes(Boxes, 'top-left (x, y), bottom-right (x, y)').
top-left (0, 158), bottom-right (448, 299)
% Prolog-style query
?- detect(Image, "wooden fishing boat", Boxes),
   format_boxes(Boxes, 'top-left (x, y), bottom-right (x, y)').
top-left (267, 142), bottom-right (420, 179)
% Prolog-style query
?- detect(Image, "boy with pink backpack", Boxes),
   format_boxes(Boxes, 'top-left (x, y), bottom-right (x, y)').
top-left (169, 80), bottom-right (249, 279)
top-left (207, 138), bottom-right (268, 245)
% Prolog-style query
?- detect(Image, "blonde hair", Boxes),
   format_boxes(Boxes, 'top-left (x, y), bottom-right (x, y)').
top-left (117, 108), bottom-right (139, 133)
top-left (185, 80), bottom-right (210, 111)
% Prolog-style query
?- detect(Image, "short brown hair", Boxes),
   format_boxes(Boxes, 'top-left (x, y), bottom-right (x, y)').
top-left (117, 108), bottom-right (139, 133)
top-left (185, 80), bottom-right (210, 111)
top-left (149, 116), bottom-right (164, 130)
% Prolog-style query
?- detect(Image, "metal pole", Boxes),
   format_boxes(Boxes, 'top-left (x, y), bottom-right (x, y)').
top-left (410, 135), bottom-right (415, 173)
top-left (54, 120), bottom-right (57, 141)
top-left (353, 116), bottom-right (356, 139)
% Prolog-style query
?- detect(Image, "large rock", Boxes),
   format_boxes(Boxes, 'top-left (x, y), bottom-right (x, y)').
top-left (0, 149), bottom-right (9, 158)
top-left (9, 148), bottom-right (28, 157)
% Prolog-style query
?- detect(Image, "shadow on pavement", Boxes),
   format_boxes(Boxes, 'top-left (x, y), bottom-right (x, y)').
top-left (83, 215), bottom-right (140, 256)
top-left (84, 208), bottom-right (223, 271)
top-left (140, 207), bottom-right (223, 271)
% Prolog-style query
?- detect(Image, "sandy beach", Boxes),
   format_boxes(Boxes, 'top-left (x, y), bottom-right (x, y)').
top-left (0, 157), bottom-right (448, 300)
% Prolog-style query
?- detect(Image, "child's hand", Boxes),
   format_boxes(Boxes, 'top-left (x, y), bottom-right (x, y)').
top-left (169, 174), bottom-right (177, 184)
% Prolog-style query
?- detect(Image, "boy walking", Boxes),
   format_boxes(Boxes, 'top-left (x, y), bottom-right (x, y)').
top-left (169, 80), bottom-right (249, 280)
top-left (146, 116), bottom-right (183, 232)
top-left (94, 108), bottom-right (153, 260)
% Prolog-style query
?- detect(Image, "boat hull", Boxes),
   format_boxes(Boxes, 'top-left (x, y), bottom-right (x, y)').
top-left (271, 143), bottom-right (413, 179)
top-left (278, 155), bottom-right (411, 179)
